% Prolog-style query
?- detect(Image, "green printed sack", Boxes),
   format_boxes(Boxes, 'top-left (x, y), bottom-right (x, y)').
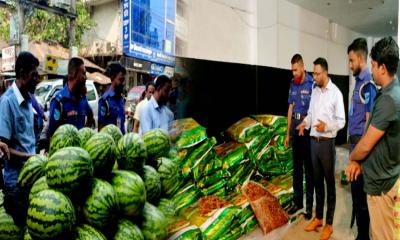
top-left (168, 118), bottom-right (207, 149)
top-left (214, 142), bottom-right (247, 170)
top-left (201, 206), bottom-right (241, 240)
top-left (168, 225), bottom-right (202, 240)
top-left (172, 184), bottom-right (203, 212)
top-left (226, 117), bottom-right (265, 143)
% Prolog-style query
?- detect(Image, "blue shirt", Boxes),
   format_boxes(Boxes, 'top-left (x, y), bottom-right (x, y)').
top-left (98, 88), bottom-right (126, 134)
top-left (0, 83), bottom-right (36, 187)
top-left (288, 72), bottom-right (314, 114)
top-left (48, 84), bottom-right (92, 137)
top-left (140, 96), bottom-right (174, 135)
top-left (349, 68), bottom-right (377, 136)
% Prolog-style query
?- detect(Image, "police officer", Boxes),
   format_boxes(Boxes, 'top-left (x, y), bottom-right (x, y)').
top-left (346, 38), bottom-right (377, 240)
top-left (98, 63), bottom-right (126, 133)
top-left (48, 58), bottom-right (94, 137)
top-left (284, 54), bottom-right (314, 219)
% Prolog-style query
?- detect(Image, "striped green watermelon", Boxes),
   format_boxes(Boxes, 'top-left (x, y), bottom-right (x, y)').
top-left (0, 210), bottom-right (21, 240)
top-left (17, 154), bottom-right (47, 189)
top-left (29, 176), bottom-right (49, 202)
top-left (82, 178), bottom-right (118, 230)
top-left (157, 198), bottom-right (178, 220)
top-left (45, 147), bottom-right (93, 195)
top-left (142, 129), bottom-right (171, 159)
top-left (78, 128), bottom-right (95, 147)
top-left (142, 165), bottom-right (161, 204)
top-left (84, 133), bottom-right (116, 177)
top-left (116, 133), bottom-right (147, 173)
top-left (141, 202), bottom-right (168, 240)
top-left (49, 124), bottom-right (80, 156)
top-left (114, 219), bottom-right (144, 240)
top-left (27, 189), bottom-right (76, 239)
top-left (100, 124), bottom-right (123, 144)
top-left (110, 170), bottom-right (146, 217)
top-left (157, 157), bottom-right (182, 197)
top-left (75, 224), bottom-right (107, 240)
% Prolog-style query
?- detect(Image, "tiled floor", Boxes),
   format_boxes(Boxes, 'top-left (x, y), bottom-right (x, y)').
top-left (241, 146), bottom-right (359, 240)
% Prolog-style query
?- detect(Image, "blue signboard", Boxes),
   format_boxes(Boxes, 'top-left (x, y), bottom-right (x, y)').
top-left (122, 0), bottom-right (176, 67)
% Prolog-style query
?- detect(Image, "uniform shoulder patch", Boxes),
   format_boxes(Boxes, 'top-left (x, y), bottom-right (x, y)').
top-left (53, 109), bottom-right (61, 121)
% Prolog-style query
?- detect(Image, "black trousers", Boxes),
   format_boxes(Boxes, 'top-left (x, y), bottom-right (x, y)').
top-left (311, 138), bottom-right (336, 225)
top-left (4, 186), bottom-right (29, 228)
top-left (350, 143), bottom-right (370, 240)
top-left (292, 119), bottom-right (314, 213)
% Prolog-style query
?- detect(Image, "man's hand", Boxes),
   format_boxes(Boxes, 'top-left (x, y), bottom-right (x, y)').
top-left (296, 123), bottom-right (305, 136)
top-left (284, 134), bottom-right (290, 149)
top-left (345, 161), bottom-right (362, 182)
top-left (314, 119), bottom-right (327, 133)
top-left (0, 141), bottom-right (10, 159)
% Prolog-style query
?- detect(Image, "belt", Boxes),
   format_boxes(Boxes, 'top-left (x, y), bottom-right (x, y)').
top-left (292, 113), bottom-right (306, 121)
top-left (311, 136), bottom-right (333, 142)
top-left (349, 135), bottom-right (362, 144)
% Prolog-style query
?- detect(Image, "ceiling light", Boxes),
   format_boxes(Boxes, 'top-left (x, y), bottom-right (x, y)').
top-left (349, 0), bottom-right (352, 3)
top-left (389, 20), bottom-right (393, 25)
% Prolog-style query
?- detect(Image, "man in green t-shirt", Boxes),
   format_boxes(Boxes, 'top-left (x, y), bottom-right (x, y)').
top-left (346, 36), bottom-right (400, 240)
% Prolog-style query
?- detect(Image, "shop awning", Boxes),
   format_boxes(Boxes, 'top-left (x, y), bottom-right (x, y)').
top-left (87, 71), bottom-right (111, 85)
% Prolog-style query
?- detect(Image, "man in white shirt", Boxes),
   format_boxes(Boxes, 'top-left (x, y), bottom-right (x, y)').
top-left (133, 82), bottom-right (155, 133)
top-left (297, 57), bottom-right (345, 240)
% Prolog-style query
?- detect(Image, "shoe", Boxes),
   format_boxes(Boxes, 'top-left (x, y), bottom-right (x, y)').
top-left (304, 212), bottom-right (312, 220)
top-left (320, 224), bottom-right (333, 240)
top-left (304, 218), bottom-right (323, 232)
top-left (288, 206), bottom-right (302, 215)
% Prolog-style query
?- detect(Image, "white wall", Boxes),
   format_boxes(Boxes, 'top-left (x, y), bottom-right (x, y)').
top-left (178, 0), bottom-right (366, 75)
top-left (81, 1), bottom-right (122, 56)
top-left (180, 0), bottom-right (258, 65)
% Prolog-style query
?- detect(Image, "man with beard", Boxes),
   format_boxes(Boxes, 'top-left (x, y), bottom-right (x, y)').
top-left (98, 63), bottom-right (127, 133)
top-left (345, 38), bottom-right (376, 240)
top-left (48, 58), bottom-right (94, 137)
top-left (297, 57), bottom-right (345, 240)
top-left (285, 54), bottom-right (314, 220)
top-left (140, 75), bottom-right (174, 135)
top-left (0, 52), bottom-right (40, 227)
top-left (346, 37), bottom-right (400, 240)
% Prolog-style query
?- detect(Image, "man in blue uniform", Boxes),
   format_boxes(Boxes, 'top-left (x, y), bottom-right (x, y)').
top-left (0, 52), bottom-right (40, 227)
top-left (98, 62), bottom-right (126, 133)
top-left (346, 38), bottom-right (377, 240)
top-left (48, 58), bottom-right (94, 137)
top-left (284, 54), bottom-right (314, 219)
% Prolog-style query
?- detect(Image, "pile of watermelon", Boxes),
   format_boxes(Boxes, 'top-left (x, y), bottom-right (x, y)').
top-left (0, 124), bottom-right (175, 240)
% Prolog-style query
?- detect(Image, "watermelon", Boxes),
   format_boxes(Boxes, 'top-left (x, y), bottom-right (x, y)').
top-left (82, 178), bottom-right (118, 230)
top-left (49, 124), bottom-right (80, 156)
top-left (45, 147), bottom-right (93, 195)
top-left (29, 176), bottom-right (49, 202)
top-left (0, 210), bottom-right (21, 240)
top-left (27, 189), bottom-right (76, 239)
top-left (157, 157), bottom-right (183, 197)
top-left (115, 133), bottom-right (147, 173)
top-left (141, 202), bottom-right (168, 240)
top-left (75, 224), bottom-right (107, 240)
top-left (114, 219), bottom-right (144, 240)
top-left (84, 133), bottom-right (116, 177)
top-left (142, 129), bottom-right (170, 159)
top-left (142, 165), bottom-right (162, 204)
top-left (100, 124), bottom-right (123, 144)
top-left (157, 198), bottom-right (178, 225)
top-left (110, 170), bottom-right (146, 217)
top-left (78, 127), bottom-right (95, 147)
top-left (17, 154), bottom-right (48, 189)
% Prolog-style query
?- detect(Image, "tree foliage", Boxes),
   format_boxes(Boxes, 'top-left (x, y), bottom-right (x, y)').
top-left (0, 0), bottom-right (95, 48)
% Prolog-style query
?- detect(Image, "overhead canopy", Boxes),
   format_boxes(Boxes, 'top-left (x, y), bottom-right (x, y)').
top-left (87, 71), bottom-right (111, 85)
top-left (1, 41), bottom-right (105, 74)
